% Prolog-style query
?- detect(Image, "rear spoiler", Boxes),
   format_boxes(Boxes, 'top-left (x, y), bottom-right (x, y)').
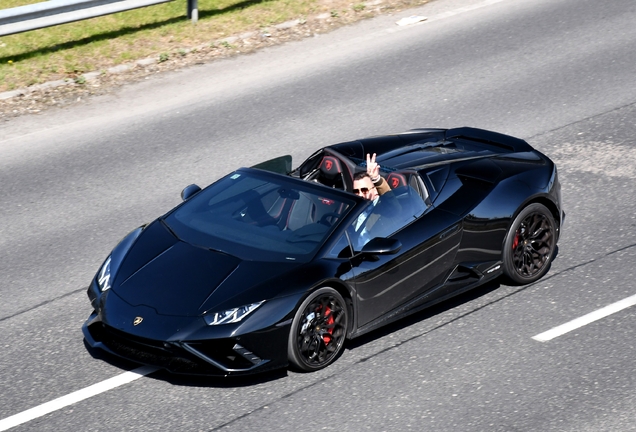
top-left (444, 127), bottom-right (533, 153)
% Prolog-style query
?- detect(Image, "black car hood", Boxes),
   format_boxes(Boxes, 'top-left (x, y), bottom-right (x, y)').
top-left (112, 221), bottom-right (301, 316)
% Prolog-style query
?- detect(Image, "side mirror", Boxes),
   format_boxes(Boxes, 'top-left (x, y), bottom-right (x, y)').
top-left (181, 184), bottom-right (201, 201)
top-left (359, 237), bottom-right (402, 255)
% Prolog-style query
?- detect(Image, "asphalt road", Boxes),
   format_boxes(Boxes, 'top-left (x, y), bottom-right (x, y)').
top-left (1, 0), bottom-right (636, 430)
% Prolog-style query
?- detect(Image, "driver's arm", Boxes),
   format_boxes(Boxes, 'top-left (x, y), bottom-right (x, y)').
top-left (373, 176), bottom-right (390, 196)
top-left (366, 153), bottom-right (390, 196)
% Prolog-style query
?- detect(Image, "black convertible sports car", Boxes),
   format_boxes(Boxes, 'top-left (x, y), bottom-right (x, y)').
top-left (83, 127), bottom-right (563, 376)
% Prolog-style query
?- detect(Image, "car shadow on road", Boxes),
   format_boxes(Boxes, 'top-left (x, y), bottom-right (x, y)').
top-left (345, 278), bottom-right (504, 350)
top-left (153, 368), bottom-right (290, 387)
top-left (345, 251), bottom-right (561, 352)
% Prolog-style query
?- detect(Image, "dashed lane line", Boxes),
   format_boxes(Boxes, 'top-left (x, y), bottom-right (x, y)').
top-left (0, 366), bottom-right (157, 431)
top-left (532, 293), bottom-right (636, 342)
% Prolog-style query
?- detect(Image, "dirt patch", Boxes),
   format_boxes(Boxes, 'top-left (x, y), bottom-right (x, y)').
top-left (0, 0), bottom-right (428, 120)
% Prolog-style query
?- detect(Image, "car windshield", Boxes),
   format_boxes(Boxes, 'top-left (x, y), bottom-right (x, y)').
top-left (164, 169), bottom-right (355, 262)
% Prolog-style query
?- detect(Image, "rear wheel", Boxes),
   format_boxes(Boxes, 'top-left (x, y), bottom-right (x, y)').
top-left (502, 203), bottom-right (556, 284)
top-left (288, 287), bottom-right (348, 372)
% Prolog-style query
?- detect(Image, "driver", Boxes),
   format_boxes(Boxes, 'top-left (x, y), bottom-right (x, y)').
top-left (350, 154), bottom-right (400, 249)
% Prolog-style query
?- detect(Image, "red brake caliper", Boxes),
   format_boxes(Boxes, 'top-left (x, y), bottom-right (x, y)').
top-left (322, 306), bottom-right (334, 345)
top-left (512, 230), bottom-right (520, 250)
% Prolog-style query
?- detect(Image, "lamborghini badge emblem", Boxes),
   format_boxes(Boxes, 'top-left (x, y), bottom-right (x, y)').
top-left (133, 316), bottom-right (143, 326)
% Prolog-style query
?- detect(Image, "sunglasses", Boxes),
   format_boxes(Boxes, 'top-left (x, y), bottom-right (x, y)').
top-left (353, 186), bottom-right (375, 195)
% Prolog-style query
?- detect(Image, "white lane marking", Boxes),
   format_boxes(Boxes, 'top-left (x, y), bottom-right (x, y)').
top-left (426, 0), bottom-right (508, 23)
top-left (0, 366), bottom-right (157, 431)
top-left (532, 294), bottom-right (636, 342)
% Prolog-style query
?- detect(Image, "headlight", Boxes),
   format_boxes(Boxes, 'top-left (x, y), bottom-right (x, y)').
top-left (96, 256), bottom-right (112, 292)
top-left (204, 301), bottom-right (265, 325)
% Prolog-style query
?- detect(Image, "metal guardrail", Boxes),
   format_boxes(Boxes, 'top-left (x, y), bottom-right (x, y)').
top-left (0, 0), bottom-right (198, 37)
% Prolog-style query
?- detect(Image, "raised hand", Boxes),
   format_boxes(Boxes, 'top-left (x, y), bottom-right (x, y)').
top-left (367, 153), bottom-right (380, 181)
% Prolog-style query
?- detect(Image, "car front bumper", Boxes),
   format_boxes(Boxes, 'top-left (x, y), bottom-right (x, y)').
top-left (83, 311), bottom-right (290, 376)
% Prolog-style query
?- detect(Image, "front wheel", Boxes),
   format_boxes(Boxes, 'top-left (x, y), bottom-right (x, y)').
top-left (502, 203), bottom-right (557, 284)
top-left (288, 287), bottom-right (348, 372)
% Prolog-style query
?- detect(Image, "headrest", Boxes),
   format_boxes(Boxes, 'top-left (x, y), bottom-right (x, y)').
top-left (320, 156), bottom-right (343, 180)
top-left (387, 172), bottom-right (408, 189)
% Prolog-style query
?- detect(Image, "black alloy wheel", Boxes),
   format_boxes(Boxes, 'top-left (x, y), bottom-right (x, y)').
top-left (502, 203), bottom-right (557, 284)
top-left (288, 287), bottom-right (349, 372)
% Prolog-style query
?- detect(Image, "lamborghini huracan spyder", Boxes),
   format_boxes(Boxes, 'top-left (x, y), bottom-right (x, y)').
top-left (83, 127), bottom-right (563, 376)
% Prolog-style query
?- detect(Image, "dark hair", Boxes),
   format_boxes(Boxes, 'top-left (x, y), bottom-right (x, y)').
top-left (353, 171), bottom-right (370, 181)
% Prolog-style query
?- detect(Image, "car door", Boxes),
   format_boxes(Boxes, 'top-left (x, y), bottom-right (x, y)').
top-left (346, 188), bottom-right (463, 328)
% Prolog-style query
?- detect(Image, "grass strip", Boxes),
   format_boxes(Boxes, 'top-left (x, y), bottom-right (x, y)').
top-left (0, 0), bottom-right (425, 92)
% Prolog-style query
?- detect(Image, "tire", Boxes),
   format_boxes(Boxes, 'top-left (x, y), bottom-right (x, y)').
top-left (288, 287), bottom-right (349, 372)
top-left (502, 203), bottom-right (557, 285)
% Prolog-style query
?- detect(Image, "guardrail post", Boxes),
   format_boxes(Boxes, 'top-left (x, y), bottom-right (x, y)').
top-left (187, 0), bottom-right (198, 23)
